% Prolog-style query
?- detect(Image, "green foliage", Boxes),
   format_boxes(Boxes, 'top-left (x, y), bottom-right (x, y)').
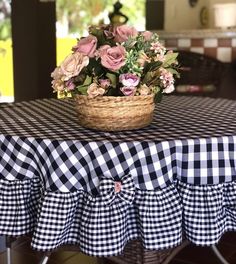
top-left (106, 72), bottom-right (117, 87)
top-left (154, 89), bottom-right (163, 103)
top-left (76, 84), bottom-right (89, 95)
top-left (144, 61), bottom-right (162, 74)
top-left (162, 52), bottom-right (179, 67)
top-left (121, 49), bottom-right (143, 75)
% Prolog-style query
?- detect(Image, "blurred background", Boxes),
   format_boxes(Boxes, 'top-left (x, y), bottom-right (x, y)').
top-left (0, 0), bottom-right (236, 103)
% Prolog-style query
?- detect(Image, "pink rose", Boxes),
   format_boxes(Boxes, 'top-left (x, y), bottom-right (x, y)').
top-left (104, 29), bottom-right (115, 39)
top-left (73, 35), bottom-right (97, 57)
top-left (141, 31), bottom-right (153, 41)
top-left (87, 83), bottom-right (105, 98)
top-left (99, 78), bottom-right (111, 89)
top-left (119, 73), bottom-right (140, 87)
top-left (120, 86), bottom-right (136, 96)
top-left (114, 181), bottom-right (122, 193)
top-left (114, 25), bottom-right (138, 43)
top-left (99, 45), bottom-right (126, 71)
top-left (51, 66), bottom-right (64, 80)
top-left (65, 79), bottom-right (76, 91)
top-left (60, 52), bottom-right (89, 81)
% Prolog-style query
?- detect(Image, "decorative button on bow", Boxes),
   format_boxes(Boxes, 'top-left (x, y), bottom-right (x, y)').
top-left (99, 174), bottom-right (135, 205)
top-left (114, 181), bottom-right (122, 193)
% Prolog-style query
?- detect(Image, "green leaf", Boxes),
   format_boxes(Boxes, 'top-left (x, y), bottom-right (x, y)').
top-left (154, 90), bottom-right (163, 103)
top-left (165, 67), bottom-right (180, 77)
top-left (106, 87), bottom-right (120, 96)
top-left (142, 72), bottom-right (152, 83)
top-left (76, 84), bottom-right (89, 95)
top-left (142, 71), bottom-right (161, 86)
top-left (83, 75), bottom-right (92, 85)
top-left (144, 61), bottom-right (162, 74)
top-left (162, 52), bottom-right (178, 68)
top-left (106, 72), bottom-right (117, 87)
top-left (87, 58), bottom-right (104, 77)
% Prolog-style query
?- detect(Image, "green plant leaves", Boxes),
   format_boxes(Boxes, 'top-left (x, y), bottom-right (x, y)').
top-left (143, 61), bottom-right (162, 74)
top-left (162, 52), bottom-right (179, 68)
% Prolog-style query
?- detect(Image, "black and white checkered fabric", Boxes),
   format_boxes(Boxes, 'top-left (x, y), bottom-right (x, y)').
top-left (0, 95), bottom-right (236, 256)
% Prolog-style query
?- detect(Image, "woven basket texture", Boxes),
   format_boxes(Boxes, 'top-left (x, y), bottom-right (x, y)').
top-left (74, 95), bottom-right (155, 131)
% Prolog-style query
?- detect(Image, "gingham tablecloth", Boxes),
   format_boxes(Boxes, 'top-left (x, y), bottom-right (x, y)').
top-left (0, 95), bottom-right (236, 256)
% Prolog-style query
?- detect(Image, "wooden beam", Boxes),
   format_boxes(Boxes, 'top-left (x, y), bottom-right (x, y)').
top-left (11, 0), bottom-right (56, 102)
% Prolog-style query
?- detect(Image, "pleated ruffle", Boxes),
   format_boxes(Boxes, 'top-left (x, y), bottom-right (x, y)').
top-left (0, 178), bottom-right (235, 256)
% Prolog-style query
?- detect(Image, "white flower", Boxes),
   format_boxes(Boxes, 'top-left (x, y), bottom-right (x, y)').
top-left (163, 84), bottom-right (175, 94)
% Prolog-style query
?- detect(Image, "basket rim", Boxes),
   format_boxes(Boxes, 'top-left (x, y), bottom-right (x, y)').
top-left (74, 94), bottom-right (155, 102)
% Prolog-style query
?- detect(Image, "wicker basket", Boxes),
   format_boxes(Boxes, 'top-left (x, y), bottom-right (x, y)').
top-left (74, 95), bottom-right (155, 131)
top-left (104, 239), bottom-right (190, 264)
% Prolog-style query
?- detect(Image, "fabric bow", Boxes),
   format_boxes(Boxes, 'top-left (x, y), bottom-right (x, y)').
top-left (99, 174), bottom-right (135, 205)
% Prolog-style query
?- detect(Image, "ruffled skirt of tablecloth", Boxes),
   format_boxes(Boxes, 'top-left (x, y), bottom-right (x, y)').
top-left (0, 177), bottom-right (235, 256)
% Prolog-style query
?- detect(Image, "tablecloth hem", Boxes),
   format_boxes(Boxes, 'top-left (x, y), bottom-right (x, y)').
top-left (0, 177), bottom-right (236, 256)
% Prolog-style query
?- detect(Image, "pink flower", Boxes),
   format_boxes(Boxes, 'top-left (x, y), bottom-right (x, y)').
top-left (104, 29), bottom-right (115, 39)
top-left (150, 41), bottom-right (166, 54)
top-left (87, 83), bottom-right (105, 98)
top-left (120, 86), bottom-right (136, 96)
top-left (73, 35), bottom-right (97, 57)
top-left (51, 24), bottom-right (179, 101)
top-left (99, 45), bottom-right (126, 71)
top-left (159, 68), bottom-right (174, 88)
top-left (65, 79), bottom-right (76, 91)
top-left (142, 31), bottom-right (153, 41)
top-left (60, 52), bottom-right (89, 81)
top-left (119, 73), bottom-right (140, 87)
top-left (114, 25), bottom-right (138, 43)
top-left (51, 66), bottom-right (63, 80)
top-left (154, 54), bottom-right (165, 62)
top-left (99, 79), bottom-right (111, 89)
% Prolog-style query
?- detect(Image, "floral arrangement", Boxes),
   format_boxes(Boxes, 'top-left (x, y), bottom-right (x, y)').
top-left (51, 24), bottom-right (179, 102)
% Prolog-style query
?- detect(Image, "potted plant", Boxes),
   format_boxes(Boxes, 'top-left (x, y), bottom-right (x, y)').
top-left (51, 24), bottom-right (179, 131)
